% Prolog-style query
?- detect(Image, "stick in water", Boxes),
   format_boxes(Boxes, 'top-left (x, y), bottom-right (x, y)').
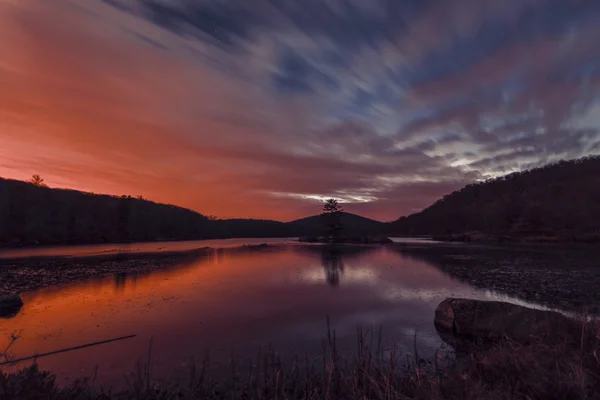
top-left (0, 334), bottom-right (137, 366)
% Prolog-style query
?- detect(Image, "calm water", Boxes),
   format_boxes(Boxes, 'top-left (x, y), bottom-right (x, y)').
top-left (0, 239), bottom-right (584, 387)
top-left (0, 237), bottom-right (301, 259)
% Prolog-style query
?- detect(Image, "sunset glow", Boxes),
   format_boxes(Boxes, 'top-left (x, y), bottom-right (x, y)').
top-left (1, 0), bottom-right (600, 220)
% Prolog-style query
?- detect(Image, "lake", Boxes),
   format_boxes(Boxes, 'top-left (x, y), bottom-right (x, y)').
top-left (2, 238), bottom-right (600, 388)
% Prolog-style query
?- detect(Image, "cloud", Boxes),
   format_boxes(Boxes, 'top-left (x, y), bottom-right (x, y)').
top-left (1, 0), bottom-right (600, 220)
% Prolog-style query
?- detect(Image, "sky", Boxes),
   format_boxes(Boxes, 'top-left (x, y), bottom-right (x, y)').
top-left (1, 0), bottom-right (600, 221)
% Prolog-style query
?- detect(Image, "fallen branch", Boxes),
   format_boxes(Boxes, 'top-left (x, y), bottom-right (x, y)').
top-left (0, 334), bottom-right (137, 366)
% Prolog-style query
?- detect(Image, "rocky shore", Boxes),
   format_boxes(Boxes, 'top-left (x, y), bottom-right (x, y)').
top-left (432, 231), bottom-right (600, 243)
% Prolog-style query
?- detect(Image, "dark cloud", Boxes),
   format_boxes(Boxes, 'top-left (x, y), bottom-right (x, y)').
top-left (273, 46), bottom-right (339, 94)
top-left (140, 0), bottom-right (262, 45)
top-left (136, 0), bottom-right (425, 49)
top-left (86, 0), bottom-right (600, 214)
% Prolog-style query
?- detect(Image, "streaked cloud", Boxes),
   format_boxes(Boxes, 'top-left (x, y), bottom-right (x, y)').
top-left (1, 0), bottom-right (599, 220)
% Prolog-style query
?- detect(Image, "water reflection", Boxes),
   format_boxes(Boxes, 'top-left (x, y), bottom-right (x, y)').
top-left (106, 247), bottom-right (231, 294)
top-left (392, 245), bottom-right (600, 313)
top-left (113, 273), bottom-right (138, 294)
top-left (3, 244), bottom-right (471, 386)
top-left (2, 242), bottom-right (598, 388)
top-left (320, 246), bottom-right (345, 286)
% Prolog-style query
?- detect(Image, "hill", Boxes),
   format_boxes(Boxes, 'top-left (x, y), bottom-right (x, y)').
top-left (287, 212), bottom-right (384, 237)
top-left (216, 219), bottom-right (291, 238)
top-left (386, 156), bottom-right (600, 242)
top-left (0, 177), bottom-right (221, 247)
top-left (217, 213), bottom-right (384, 238)
top-left (0, 177), bottom-right (385, 247)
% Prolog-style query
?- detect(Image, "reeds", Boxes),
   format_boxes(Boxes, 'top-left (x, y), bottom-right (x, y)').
top-left (1, 317), bottom-right (599, 400)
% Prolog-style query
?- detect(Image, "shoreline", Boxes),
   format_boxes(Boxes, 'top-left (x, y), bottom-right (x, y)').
top-left (3, 239), bottom-right (600, 298)
top-left (0, 245), bottom-right (238, 296)
top-left (429, 231), bottom-right (600, 244)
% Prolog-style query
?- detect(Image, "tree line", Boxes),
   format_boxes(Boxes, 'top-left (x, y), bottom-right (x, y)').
top-left (387, 155), bottom-right (600, 242)
top-left (0, 177), bottom-right (222, 247)
top-left (0, 177), bottom-right (382, 247)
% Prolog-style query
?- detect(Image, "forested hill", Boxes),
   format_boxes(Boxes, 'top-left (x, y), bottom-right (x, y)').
top-left (387, 156), bottom-right (600, 242)
top-left (287, 212), bottom-right (383, 236)
top-left (215, 213), bottom-right (384, 239)
top-left (0, 177), bottom-right (384, 247)
top-left (0, 177), bottom-right (219, 247)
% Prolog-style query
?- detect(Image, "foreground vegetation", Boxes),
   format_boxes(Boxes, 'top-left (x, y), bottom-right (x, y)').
top-left (389, 155), bottom-right (600, 242)
top-left (1, 320), bottom-right (599, 400)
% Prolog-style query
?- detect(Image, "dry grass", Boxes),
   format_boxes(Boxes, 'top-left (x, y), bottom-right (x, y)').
top-left (1, 319), bottom-right (599, 400)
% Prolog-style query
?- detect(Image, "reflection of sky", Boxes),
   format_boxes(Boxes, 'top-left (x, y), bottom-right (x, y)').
top-left (295, 264), bottom-right (577, 313)
top-left (1, 0), bottom-right (600, 220)
top-left (483, 290), bottom-right (585, 319)
top-left (0, 246), bottom-right (487, 386)
top-left (0, 242), bottom-right (594, 393)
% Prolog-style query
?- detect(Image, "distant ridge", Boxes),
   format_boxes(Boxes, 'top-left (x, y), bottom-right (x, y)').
top-left (6, 155), bottom-right (597, 247)
top-left (386, 155), bottom-right (600, 242)
top-left (217, 213), bottom-right (384, 239)
top-left (0, 177), bottom-right (383, 247)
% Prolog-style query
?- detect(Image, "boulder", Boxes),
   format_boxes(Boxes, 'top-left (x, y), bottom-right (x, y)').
top-left (434, 298), bottom-right (584, 347)
top-left (0, 294), bottom-right (24, 318)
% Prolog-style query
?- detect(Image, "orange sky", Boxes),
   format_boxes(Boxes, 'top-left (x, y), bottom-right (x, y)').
top-left (0, 0), bottom-right (324, 220)
top-left (2, 0), bottom-right (599, 221)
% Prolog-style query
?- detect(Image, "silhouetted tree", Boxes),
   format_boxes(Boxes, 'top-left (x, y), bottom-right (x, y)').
top-left (322, 198), bottom-right (344, 240)
top-left (29, 175), bottom-right (47, 188)
top-left (323, 198), bottom-right (342, 213)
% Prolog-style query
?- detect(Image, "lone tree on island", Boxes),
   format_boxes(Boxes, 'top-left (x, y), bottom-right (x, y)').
top-left (30, 175), bottom-right (48, 188)
top-left (321, 198), bottom-right (344, 240)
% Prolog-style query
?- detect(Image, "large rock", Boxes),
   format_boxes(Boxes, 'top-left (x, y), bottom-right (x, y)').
top-left (0, 294), bottom-right (24, 318)
top-left (434, 298), bottom-right (584, 347)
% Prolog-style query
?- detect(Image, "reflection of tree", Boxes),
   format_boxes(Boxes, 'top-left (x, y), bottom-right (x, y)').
top-left (298, 245), bottom-right (378, 287)
top-left (321, 246), bottom-right (345, 286)
top-left (113, 272), bottom-right (138, 293)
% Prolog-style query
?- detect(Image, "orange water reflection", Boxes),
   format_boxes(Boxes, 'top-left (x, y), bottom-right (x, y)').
top-left (0, 238), bottom-right (300, 259)
top-left (1, 245), bottom-right (491, 387)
